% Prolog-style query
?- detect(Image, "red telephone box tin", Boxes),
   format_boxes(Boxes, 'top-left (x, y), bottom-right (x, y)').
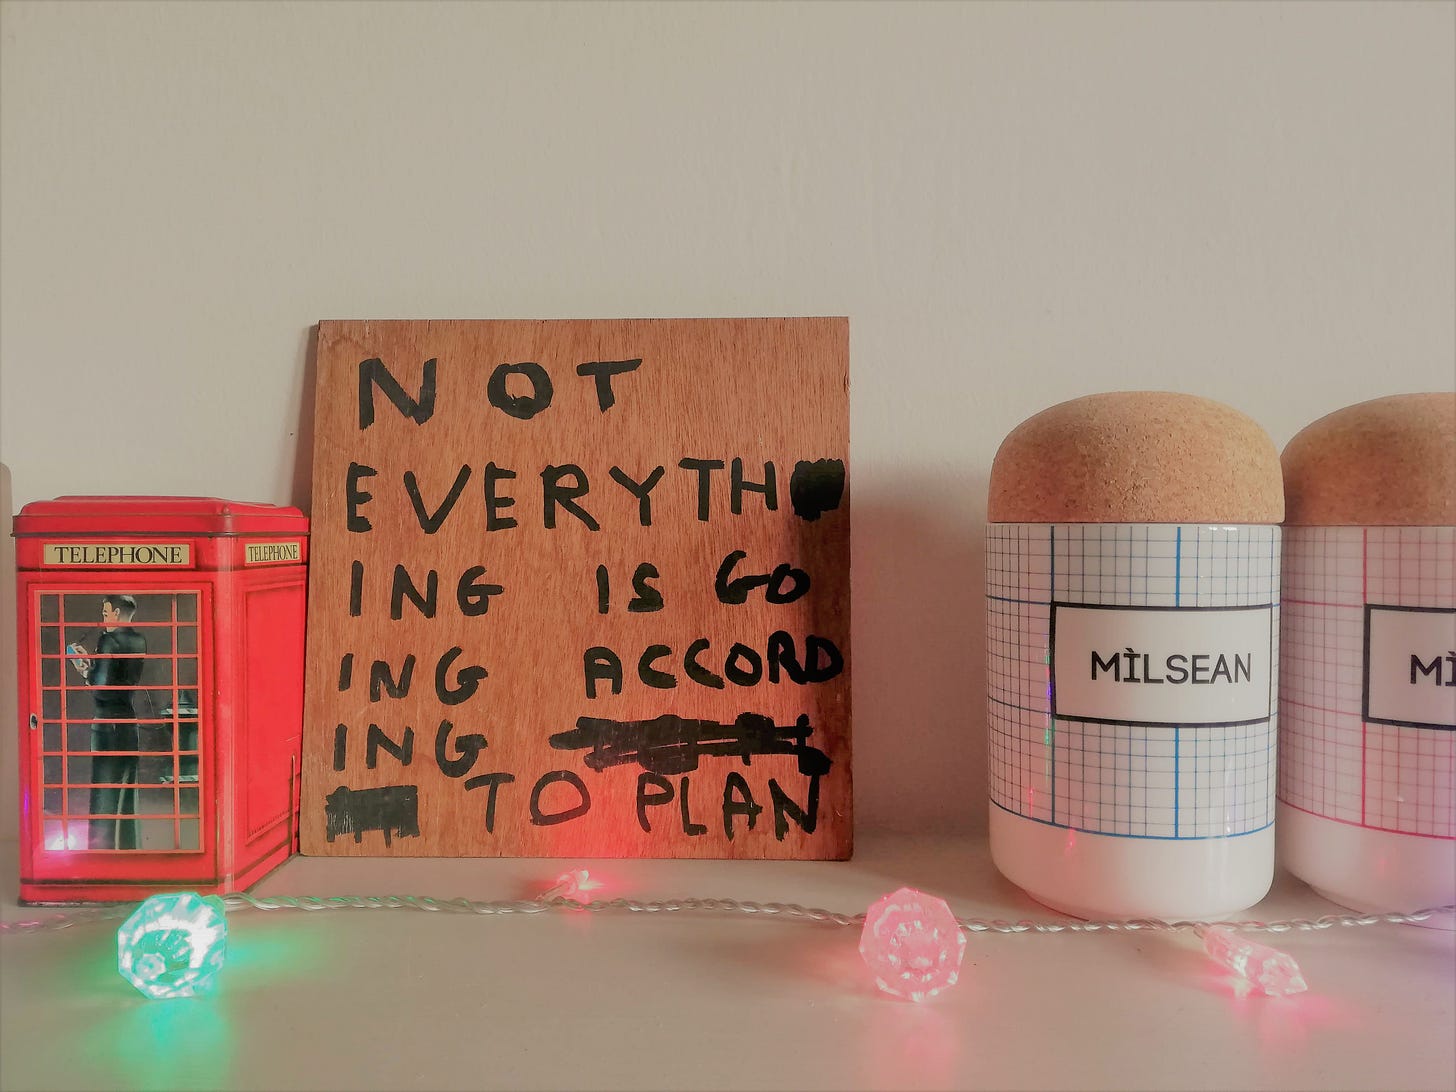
top-left (14, 496), bottom-right (308, 904)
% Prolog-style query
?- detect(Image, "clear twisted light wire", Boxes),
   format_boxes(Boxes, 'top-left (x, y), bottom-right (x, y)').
top-left (4, 892), bottom-right (1450, 937)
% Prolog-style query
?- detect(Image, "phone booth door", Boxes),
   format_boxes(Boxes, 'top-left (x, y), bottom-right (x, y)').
top-left (21, 582), bottom-right (219, 896)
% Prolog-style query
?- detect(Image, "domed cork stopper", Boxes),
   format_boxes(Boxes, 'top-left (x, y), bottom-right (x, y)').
top-left (989, 392), bottom-right (1283, 523)
top-left (1282, 392), bottom-right (1455, 526)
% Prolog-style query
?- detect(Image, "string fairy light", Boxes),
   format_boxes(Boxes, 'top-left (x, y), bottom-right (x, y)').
top-left (115, 892), bottom-right (229, 999)
top-left (859, 887), bottom-right (966, 1001)
top-left (3, 872), bottom-right (1451, 1002)
top-left (1196, 925), bottom-right (1308, 998)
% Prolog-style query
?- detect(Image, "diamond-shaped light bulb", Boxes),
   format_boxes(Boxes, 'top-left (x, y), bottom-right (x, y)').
top-left (1199, 926), bottom-right (1308, 997)
top-left (117, 892), bottom-right (228, 999)
top-left (859, 886), bottom-right (966, 1001)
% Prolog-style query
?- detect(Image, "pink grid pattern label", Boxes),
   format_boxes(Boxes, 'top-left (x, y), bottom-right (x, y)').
top-left (987, 523), bottom-right (1280, 841)
top-left (1279, 526), bottom-right (1456, 840)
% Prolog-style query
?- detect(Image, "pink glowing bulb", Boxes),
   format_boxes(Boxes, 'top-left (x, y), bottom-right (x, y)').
top-left (541, 869), bottom-right (604, 902)
top-left (859, 887), bottom-right (966, 1001)
top-left (1200, 927), bottom-right (1308, 997)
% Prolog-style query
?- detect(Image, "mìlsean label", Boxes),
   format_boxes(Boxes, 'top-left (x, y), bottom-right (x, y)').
top-left (1364, 605), bottom-right (1456, 730)
top-left (1052, 603), bottom-right (1274, 727)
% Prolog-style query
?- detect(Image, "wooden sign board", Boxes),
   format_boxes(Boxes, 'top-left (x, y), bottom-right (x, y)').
top-left (300, 319), bottom-right (850, 858)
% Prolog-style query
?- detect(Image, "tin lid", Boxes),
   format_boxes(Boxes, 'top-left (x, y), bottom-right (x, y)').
top-left (988, 391), bottom-right (1284, 523)
top-left (1282, 393), bottom-right (1456, 526)
top-left (14, 495), bottom-right (308, 536)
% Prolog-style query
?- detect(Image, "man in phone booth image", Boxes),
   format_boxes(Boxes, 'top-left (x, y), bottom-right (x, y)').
top-left (75, 594), bottom-right (147, 849)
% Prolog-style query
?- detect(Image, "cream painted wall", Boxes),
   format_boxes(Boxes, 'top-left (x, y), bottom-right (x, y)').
top-left (1, 1), bottom-right (1452, 836)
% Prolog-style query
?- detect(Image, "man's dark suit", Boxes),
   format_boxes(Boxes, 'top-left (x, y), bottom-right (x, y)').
top-left (89, 625), bottom-right (147, 849)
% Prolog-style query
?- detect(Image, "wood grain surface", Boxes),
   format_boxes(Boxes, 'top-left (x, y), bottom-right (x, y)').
top-left (300, 318), bottom-right (851, 859)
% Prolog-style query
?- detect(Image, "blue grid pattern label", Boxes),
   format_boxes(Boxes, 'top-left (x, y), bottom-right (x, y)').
top-left (987, 523), bottom-right (1280, 840)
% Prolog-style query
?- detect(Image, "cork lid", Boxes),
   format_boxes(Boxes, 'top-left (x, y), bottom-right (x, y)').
top-left (989, 392), bottom-right (1283, 523)
top-left (1282, 392), bottom-right (1455, 526)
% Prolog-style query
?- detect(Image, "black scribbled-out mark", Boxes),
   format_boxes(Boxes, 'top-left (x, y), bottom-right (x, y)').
top-left (324, 784), bottom-right (421, 846)
top-left (788, 459), bottom-right (845, 521)
top-left (549, 712), bottom-right (832, 778)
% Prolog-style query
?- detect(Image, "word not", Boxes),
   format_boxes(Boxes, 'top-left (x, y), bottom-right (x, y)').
top-left (1091, 649), bottom-right (1254, 685)
top-left (1411, 652), bottom-right (1456, 686)
top-left (360, 355), bottom-right (643, 427)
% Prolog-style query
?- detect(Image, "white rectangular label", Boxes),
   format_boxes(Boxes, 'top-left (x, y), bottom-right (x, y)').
top-left (1051, 604), bottom-right (1274, 727)
top-left (43, 542), bottom-right (191, 567)
top-left (1364, 606), bottom-right (1456, 730)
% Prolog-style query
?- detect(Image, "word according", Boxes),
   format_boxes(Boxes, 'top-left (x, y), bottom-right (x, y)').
top-left (1411, 652), bottom-right (1456, 686)
top-left (583, 633), bottom-right (844, 697)
top-left (1091, 649), bottom-right (1255, 685)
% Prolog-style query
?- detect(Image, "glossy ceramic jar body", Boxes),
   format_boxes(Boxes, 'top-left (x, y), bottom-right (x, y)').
top-left (987, 522), bottom-right (1280, 919)
top-left (1278, 525), bottom-right (1455, 923)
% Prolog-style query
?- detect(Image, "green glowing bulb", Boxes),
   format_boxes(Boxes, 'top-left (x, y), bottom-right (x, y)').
top-left (117, 893), bottom-right (228, 999)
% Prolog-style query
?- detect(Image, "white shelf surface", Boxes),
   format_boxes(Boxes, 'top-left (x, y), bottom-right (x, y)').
top-left (1, 834), bottom-right (1452, 1092)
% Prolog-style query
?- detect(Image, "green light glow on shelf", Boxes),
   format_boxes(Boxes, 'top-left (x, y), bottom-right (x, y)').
top-left (116, 893), bottom-right (228, 999)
